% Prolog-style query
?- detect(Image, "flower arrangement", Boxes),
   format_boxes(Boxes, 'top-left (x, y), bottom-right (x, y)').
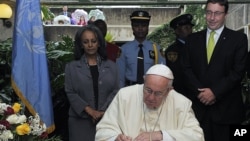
top-left (0, 102), bottom-right (61, 141)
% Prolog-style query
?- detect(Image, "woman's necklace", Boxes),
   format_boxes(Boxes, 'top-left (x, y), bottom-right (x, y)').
top-left (143, 102), bottom-right (164, 140)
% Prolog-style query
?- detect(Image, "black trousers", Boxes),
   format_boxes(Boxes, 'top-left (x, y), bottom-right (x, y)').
top-left (200, 114), bottom-right (230, 141)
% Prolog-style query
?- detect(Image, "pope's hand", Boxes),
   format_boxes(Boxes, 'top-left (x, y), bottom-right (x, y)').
top-left (115, 134), bottom-right (132, 141)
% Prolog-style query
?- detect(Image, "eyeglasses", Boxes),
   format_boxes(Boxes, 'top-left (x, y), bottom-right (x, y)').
top-left (143, 86), bottom-right (168, 97)
top-left (205, 10), bottom-right (225, 17)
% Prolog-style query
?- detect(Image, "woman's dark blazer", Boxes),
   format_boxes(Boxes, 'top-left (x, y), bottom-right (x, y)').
top-left (182, 27), bottom-right (248, 124)
top-left (65, 56), bottom-right (120, 118)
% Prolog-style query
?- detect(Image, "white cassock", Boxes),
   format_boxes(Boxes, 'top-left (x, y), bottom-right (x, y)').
top-left (95, 84), bottom-right (204, 141)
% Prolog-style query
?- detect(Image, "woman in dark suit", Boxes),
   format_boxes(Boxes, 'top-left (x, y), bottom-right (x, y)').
top-left (182, 0), bottom-right (248, 141)
top-left (64, 25), bottom-right (120, 141)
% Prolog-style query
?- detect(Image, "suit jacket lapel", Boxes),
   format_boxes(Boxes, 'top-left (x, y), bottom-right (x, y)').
top-left (200, 30), bottom-right (209, 66)
top-left (77, 57), bottom-right (92, 78)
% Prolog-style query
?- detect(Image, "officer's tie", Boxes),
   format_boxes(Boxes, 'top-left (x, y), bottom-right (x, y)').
top-left (207, 30), bottom-right (215, 63)
top-left (137, 44), bottom-right (144, 84)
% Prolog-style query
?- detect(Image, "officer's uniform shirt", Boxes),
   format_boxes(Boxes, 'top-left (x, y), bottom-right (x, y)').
top-left (117, 39), bottom-right (166, 87)
top-left (165, 39), bottom-right (186, 94)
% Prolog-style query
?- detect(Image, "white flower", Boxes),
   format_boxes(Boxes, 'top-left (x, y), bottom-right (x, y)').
top-left (28, 114), bottom-right (46, 136)
top-left (0, 103), bottom-right (10, 115)
top-left (0, 102), bottom-right (52, 140)
top-left (6, 114), bottom-right (27, 124)
top-left (0, 129), bottom-right (14, 140)
top-left (53, 15), bottom-right (71, 25)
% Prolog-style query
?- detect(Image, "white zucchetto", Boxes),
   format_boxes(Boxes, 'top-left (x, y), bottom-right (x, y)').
top-left (146, 64), bottom-right (174, 80)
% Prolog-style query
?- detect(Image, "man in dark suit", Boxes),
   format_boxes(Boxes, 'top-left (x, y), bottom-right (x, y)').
top-left (182, 0), bottom-right (248, 141)
top-left (59, 5), bottom-right (71, 18)
top-left (165, 13), bottom-right (194, 95)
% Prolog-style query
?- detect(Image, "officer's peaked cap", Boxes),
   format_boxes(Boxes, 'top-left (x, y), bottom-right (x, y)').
top-left (130, 10), bottom-right (151, 21)
top-left (170, 14), bottom-right (194, 29)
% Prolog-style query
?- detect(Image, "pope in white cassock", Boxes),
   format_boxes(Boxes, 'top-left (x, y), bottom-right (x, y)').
top-left (95, 64), bottom-right (204, 141)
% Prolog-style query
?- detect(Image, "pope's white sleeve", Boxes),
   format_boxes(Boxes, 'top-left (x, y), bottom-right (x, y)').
top-left (162, 130), bottom-right (176, 141)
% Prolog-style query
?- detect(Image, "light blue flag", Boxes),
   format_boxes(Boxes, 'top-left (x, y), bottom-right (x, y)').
top-left (11, 0), bottom-right (55, 133)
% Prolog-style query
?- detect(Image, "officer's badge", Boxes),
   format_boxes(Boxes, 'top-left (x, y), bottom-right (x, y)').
top-left (149, 50), bottom-right (155, 60)
top-left (167, 51), bottom-right (178, 62)
top-left (138, 12), bottom-right (144, 17)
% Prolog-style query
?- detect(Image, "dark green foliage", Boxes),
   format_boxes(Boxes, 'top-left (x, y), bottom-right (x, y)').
top-left (41, 5), bottom-right (55, 21)
top-left (0, 38), bottom-right (18, 104)
top-left (185, 5), bottom-right (207, 32)
top-left (147, 23), bottom-right (175, 50)
top-left (46, 35), bottom-right (74, 94)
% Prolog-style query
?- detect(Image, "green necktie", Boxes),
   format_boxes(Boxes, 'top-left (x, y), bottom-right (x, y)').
top-left (207, 31), bottom-right (215, 63)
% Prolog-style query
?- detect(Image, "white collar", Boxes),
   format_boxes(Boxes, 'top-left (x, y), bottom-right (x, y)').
top-left (207, 25), bottom-right (224, 35)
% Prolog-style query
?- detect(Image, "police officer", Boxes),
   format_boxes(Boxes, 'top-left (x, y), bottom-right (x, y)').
top-left (165, 13), bottom-right (194, 94)
top-left (117, 10), bottom-right (165, 87)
